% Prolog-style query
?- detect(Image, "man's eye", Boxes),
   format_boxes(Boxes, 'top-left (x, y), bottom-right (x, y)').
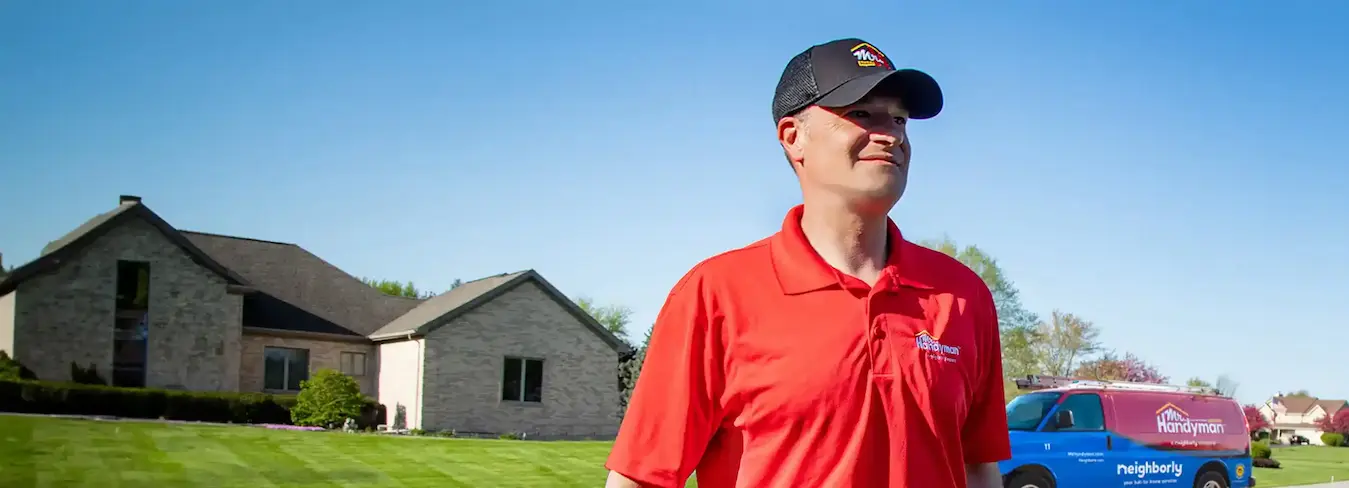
top-left (893, 117), bottom-right (908, 125)
top-left (847, 110), bottom-right (871, 119)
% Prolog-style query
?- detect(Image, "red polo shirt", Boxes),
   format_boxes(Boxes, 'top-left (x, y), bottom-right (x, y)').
top-left (606, 205), bottom-right (1011, 488)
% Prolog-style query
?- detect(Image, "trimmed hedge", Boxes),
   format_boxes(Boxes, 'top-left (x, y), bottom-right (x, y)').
top-left (1322, 433), bottom-right (1346, 447)
top-left (0, 379), bottom-right (385, 428)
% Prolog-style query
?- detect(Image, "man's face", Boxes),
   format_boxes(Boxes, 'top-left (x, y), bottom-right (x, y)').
top-left (779, 95), bottom-right (912, 210)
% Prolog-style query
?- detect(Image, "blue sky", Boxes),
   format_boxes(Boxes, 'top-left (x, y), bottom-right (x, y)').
top-left (2, 1), bottom-right (1345, 406)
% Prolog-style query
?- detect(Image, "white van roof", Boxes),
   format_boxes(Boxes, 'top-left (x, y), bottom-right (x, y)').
top-left (1016, 375), bottom-right (1220, 396)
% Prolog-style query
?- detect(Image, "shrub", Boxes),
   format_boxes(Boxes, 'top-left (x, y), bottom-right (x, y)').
top-left (1251, 440), bottom-right (1272, 459)
top-left (1322, 433), bottom-right (1346, 447)
top-left (1253, 457), bottom-right (1281, 469)
top-left (290, 369), bottom-right (365, 428)
top-left (0, 351), bottom-right (36, 381)
top-left (69, 362), bottom-right (106, 386)
top-left (0, 378), bottom-right (384, 428)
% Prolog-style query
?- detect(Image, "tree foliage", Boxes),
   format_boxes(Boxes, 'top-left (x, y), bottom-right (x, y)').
top-left (291, 369), bottom-right (366, 428)
top-left (576, 296), bottom-right (634, 345)
top-left (1072, 351), bottom-right (1166, 384)
top-left (1244, 405), bottom-right (1271, 435)
top-left (1035, 310), bottom-right (1103, 377)
top-left (1186, 377), bottom-right (1213, 388)
top-left (360, 277), bottom-right (437, 299)
top-left (1316, 409), bottom-right (1349, 436)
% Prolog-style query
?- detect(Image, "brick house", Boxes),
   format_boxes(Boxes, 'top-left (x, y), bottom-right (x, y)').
top-left (0, 195), bottom-right (630, 438)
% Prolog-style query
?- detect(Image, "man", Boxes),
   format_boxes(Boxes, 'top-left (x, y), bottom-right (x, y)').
top-left (605, 38), bottom-right (1011, 488)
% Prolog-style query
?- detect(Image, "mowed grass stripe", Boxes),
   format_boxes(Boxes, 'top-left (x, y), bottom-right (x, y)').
top-left (333, 436), bottom-right (476, 487)
top-left (0, 416), bottom-right (39, 488)
top-left (278, 431), bottom-right (404, 487)
top-left (151, 422), bottom-right (279, 487)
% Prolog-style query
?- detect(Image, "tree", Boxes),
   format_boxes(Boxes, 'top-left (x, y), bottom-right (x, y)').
top-left (450, 279), bottom-right (463, 290)
top-left (1035, 310), bottom-right (1103, 376)
top-left (1316, 409), bottom-right (1349, 436)
top-left (576, 296), bottom-right (633, 345)
top-left (1186, 377), bottom-right (1213, 389)
top-left (1244, 405), bottom-right (1271, 437)
top-left (360, 277), bottom-right (437, 299)
top-left (618, 326), bottom-right (653, 417)
top-left (1071, 351), bottom-right (1166, 384)
top-left (291, 369), bottom-right (366, 428)
top-left (1285, 389), bottom-right (1313, 398)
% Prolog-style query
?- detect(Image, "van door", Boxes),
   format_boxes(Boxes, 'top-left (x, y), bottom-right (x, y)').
top-left (1039, 392), bottom-right (1116, 487)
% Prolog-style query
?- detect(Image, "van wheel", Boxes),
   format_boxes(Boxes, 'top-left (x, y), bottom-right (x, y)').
top-left (1195, 471), bottom-right (1228, 488)
top-left (1006, 471), bottom-right (1053, 488)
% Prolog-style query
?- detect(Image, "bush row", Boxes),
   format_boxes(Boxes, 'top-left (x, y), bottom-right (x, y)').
top-left (0, 379), bottom-right (386, 428)
top-left (1323, 433), bottom-right (1346, 447)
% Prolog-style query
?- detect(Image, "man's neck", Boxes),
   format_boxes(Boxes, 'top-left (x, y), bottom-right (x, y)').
top-left (799, 197), bottom-right (892, 286)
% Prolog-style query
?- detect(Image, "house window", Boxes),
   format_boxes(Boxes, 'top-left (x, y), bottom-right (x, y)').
top-left (263, 347), bottom-right (309, 391)
top-left (112, 260), bottom-right (150, 388)
top-left (340, 352), bottom-right (366, 376)
top-left (501, 357), bottom-right (543, 403)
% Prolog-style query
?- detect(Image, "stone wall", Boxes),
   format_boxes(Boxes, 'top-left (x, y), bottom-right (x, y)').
top-left (11, 217), bottom-right (242, 390)
top-left (420, 280), bottom-right (621, 438)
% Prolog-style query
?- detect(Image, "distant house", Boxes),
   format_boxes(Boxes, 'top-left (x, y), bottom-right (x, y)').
top-left (0, 195), bottom-right (630, 438)
top-left (1257, 394), bottom-right (1348, 445)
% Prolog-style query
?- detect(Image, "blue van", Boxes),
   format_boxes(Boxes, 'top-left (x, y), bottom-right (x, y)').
top-left (998, 376), bottom-right (1255, 488)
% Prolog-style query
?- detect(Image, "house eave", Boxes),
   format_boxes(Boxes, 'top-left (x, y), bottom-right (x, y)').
top-left (243, 326), bottom-right (372, 344)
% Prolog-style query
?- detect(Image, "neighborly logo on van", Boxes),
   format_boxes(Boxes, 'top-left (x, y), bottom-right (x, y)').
top-left (915, 331), bottom-right (960, 364)
top-left (1116, 460), bottom-right (1183, 479)
top-left (1156, 403), bottom-right (1227, 437)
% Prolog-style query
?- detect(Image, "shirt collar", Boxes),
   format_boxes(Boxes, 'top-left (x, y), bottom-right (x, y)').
top-left (769, 204), bottom-right (936, 295)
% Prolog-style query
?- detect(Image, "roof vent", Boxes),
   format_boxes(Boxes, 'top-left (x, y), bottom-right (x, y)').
top-left (119, 195), bottom-right (142, 205)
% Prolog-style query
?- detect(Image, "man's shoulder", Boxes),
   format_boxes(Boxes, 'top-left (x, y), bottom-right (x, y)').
top-left (667, 235), bottom-right (775, 296)
top-left (900, 239), bottom-right (995, 302)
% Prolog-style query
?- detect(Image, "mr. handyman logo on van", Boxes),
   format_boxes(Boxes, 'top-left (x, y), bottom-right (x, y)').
top-left (1155, 403), bottom-right (1226, 437)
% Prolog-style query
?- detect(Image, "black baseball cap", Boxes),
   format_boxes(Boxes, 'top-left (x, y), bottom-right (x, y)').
top-left (772, 38), bottom-right (943, 122)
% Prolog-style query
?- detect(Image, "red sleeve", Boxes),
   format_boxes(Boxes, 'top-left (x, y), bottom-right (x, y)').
top-left (606, 269), bottom-right (725, 488)
top-left (961, 286), bottom-right (1012, 464)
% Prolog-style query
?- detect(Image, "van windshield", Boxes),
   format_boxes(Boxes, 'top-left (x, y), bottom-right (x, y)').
top-left (1006, 391), bottom-right (1063, 431)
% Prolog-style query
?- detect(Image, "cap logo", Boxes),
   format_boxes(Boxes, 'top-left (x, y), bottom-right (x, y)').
top-left (850, 42), bottom-right (892, 69)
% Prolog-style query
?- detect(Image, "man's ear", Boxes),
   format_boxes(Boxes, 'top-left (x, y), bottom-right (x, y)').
top-left (777, 114), bottom-right (806, 166)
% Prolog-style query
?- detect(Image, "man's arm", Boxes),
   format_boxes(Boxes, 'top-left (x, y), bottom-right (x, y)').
top-left (604, 270), bottom-right (725, 488)
top-left (965, 462), bottom-right (1002, 488)
top-left (960, 286), bottom-right (1013, 477)
top-left (605, 470), bottom-right (642, 488)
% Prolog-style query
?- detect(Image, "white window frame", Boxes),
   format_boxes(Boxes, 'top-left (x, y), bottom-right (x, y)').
top-left (340, 351), bottom-right (367, 376)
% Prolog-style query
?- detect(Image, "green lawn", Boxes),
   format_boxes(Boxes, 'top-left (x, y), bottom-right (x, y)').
top-left (1256, 446), bottom-right (1349, 487)
top-left (0, 415), bottom-right (647, 487)
top-left (5, 415), bottom-right (1348, 487)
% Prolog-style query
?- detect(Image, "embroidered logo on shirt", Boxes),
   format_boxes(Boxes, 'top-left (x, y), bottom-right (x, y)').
top-left (915, 330), bottom-right (960, 364)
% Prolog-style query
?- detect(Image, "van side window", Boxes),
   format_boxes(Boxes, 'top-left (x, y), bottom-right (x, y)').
top-left (1051, 393), bottom-right (1106, 431)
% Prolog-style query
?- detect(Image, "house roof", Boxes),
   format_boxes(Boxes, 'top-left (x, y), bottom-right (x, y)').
top-left (369, 269), bottom-right (632, 354)
top-left (0, 197), bottom-right (248, 296)
top-left (1275, 396), bottom-right (1320, 414)
top-left (1272, 395), bottom-right (1349, 415)
top-left (1317, 400), bottom-right (1348, 417)
top-left (182, 231), bottom-right (423, 337)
